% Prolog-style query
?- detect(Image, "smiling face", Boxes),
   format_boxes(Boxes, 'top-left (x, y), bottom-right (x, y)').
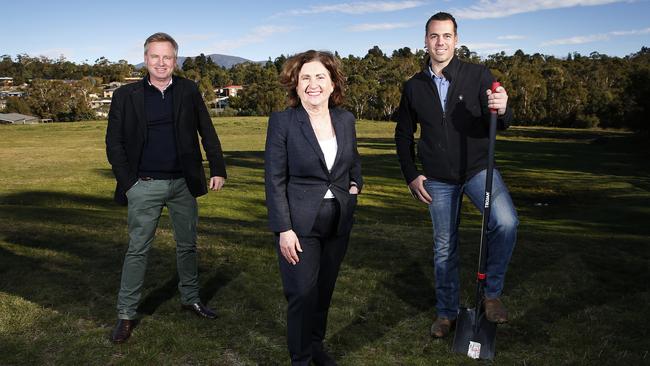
top-left (296, 60), bottom-right (335, 109)
top-left (425, 19), bottom-right (458, 68)
top-left (144, 41), bottom-right (176, 83)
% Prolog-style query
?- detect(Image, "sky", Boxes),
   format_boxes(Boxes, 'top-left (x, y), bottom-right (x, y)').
top-left (2, 0), bottom-right (649, 64)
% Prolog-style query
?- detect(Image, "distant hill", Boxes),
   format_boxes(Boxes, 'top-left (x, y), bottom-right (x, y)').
top-left (136, 54), bottom-right (264, 69)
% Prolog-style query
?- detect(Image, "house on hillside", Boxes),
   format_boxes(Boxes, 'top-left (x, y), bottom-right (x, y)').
top-left (214, 96), bottom-right (230, 109)
top-left (104, 87), bottom-right (118, 99)
top-left (91, 99), bottom-right (112, 109)
top-left (216, 85), bottom-right (243, 97)
top-left (0, 90), bottom-right (25, 98)
top-left (0, 77), bottom-right (13, 86)
top-left (0, 113), bottom-right (40, 124)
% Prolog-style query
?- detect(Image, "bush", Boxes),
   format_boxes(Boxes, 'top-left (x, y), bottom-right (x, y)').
top-left (573, 114), bottom-right (600, 129)
top-left (213, 107), bottom-right (239, 117)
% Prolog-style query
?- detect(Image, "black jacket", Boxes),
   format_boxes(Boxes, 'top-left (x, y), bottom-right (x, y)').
top-left (394, 56), bottom-right (512, 185)
top-left (264, 106), bottom-right (363, 236)
top-left (106, 76), bottom-right (227, 205)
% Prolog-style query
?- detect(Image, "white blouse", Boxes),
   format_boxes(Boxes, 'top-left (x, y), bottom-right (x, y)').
top-left (318, 137), bottom-right (338, 199)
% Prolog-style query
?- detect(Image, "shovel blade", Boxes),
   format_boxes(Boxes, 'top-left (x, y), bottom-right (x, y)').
top-left (451, 307), bottom-right (497, 360)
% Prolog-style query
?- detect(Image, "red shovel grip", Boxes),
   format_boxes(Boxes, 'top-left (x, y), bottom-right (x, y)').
top-left (490, 81), bottom-right (500, 113)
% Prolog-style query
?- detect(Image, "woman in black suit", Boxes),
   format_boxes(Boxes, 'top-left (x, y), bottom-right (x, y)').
top-left (265, 50), bottom-right (362, 366)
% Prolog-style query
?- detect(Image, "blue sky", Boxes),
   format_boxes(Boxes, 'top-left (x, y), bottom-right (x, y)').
top-left (2, 0), bottom-right (649, 64)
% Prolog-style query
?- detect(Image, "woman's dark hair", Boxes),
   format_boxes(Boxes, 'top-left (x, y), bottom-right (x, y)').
top-left (279, 50), bottom-right (346, 107)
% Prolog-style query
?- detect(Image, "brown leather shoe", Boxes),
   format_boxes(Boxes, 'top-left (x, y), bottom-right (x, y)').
top-left (430, 317), bottom-right (455, 338)
top-left (484, 297), bottom-right (508, 324)
top-left (110, 319), bottom-right (137, 344)
top-left (181, 302), bottom-right (217, 319)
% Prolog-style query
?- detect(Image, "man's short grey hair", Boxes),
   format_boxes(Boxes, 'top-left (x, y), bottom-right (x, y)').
top-left (144, 32), bottom-right (178, 57)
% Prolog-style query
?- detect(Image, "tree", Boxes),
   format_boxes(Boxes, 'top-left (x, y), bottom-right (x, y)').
top-left (457, 45), bottom-right (480, 63)
top-left (2, 97), bottom-right (32, 115)
top-left (392, 47), bottom-right (413, 58)
top-left (229, 65), bottom-right (284, 116)
top-left (345, 74), bottom-right (373, 118)
top-left (195, 53), bottom-right (208, 77)
top-left (623, 63), bottom-right (650, 132)
top-left (182, 57), bottom-right (196, 72)
top-left (198, 76), bottom-right (216, 103)
top-left (26, 79), bottom-right (95, 121)
top-left (273, 55), bottom-right (287, 73)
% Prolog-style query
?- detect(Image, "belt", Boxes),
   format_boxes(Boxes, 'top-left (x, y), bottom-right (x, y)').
top-left (139, 175), bottom-right (182, 181)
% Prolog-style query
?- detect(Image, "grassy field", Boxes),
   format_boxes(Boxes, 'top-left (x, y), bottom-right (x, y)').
top-left (0, 118), bottom-right (648, 365)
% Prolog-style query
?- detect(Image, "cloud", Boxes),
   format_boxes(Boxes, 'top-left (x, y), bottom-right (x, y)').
top-left (610, 27), bottom-right (650, 36)
top-left (210, 25), bottom-right (294, 53)
top-left (452, 0), bottom-right (627, 20)
top-left (462, 42), bottom-right (508, 50)
top-left (497, 34), bottom-right (526, 40)
top-left (542, 27), bottom-right (650, 45)
top-left (277, 1), bottom-right (425, 16)
top-left (347, 22), bottom-right (417, 32)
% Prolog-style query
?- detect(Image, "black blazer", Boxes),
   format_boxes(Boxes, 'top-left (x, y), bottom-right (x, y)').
top-left (265, 106), bottom-right (363, 236)
top-left (106, 76), bottom-right (227, 205)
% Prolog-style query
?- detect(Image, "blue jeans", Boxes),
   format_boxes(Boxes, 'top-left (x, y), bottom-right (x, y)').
top-left (423, 169), bottom-right (518, 320)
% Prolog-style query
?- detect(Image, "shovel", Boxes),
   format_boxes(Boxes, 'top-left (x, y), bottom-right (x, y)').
top-left (451, 81), bottom-right (501, 360)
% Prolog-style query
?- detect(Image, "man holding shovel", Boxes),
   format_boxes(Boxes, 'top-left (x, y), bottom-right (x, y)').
top-left (394, 12), bottom-right (518, 339)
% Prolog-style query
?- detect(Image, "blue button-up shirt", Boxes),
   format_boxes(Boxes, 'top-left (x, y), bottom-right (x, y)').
top-left (429, 66), bottom-right (450, 112)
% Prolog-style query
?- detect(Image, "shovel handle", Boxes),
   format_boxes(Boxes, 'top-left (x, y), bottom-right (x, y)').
top-left (490, 82), bottom-right (500, 114)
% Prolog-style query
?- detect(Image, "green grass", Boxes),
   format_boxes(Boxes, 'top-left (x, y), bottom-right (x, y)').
top-left (0, 119), bottom-right (648, 365)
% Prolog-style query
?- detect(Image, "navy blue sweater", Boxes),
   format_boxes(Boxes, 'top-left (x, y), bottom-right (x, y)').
top-left (138, 80), bottom-right (183, 179)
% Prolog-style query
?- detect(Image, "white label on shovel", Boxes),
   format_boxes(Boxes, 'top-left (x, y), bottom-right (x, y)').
top-left (468, 341), bottom-right (481, 359)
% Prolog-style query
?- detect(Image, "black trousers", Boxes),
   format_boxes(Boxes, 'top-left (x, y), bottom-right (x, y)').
top-left (276, 199), bottom-right (350, 365)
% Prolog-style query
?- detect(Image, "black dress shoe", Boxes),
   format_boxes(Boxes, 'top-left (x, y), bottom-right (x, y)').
top-left (312, 342), bottom-right (337, 366)
top-left (110, 319), bottom-right (137, 344)
top-left (181, 302), bottom-right (216, 319)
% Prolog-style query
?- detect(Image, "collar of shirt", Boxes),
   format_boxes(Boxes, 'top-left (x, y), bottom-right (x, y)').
top-left (146, 76), bottom-right (173, 94)
top-left (428, 65), bottom-right (448, 83)
top-left (429, 65), bottom-right (450, 112)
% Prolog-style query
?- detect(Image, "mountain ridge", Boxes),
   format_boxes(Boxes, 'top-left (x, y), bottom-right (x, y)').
top-left (136, 53), bottom-right (265, 69)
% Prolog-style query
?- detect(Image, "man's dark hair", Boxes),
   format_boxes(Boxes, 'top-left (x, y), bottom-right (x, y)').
top-left (425, 12), bottom-right (457, 34)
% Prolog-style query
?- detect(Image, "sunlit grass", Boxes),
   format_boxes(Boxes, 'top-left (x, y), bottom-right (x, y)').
top-left (0, 119), bottom-right (648, 364)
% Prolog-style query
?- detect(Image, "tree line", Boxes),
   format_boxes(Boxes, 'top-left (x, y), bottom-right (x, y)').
top-left (0, 55), bottom-right (138, 121)
top-left (1, 47), bottom-right (648, 132)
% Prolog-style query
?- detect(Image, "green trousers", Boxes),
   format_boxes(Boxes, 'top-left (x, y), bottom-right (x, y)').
top-left (117, 178), bottom-right (200, 320)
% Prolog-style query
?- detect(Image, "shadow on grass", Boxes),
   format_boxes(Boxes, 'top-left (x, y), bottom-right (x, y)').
top-left (328, 261), bottom-right (438, 356)
top-left (1, 129), bottom-right (648, 363)
top-left (137, 274), bottom-right (180, 315)
top-left (137, 270), bottom-right (238, 315)
top-left (0, 190), bottom-right (249, 322)
top-left (496, 227), bottom-right (650, 357)
top-left (0, 190), bottom-right (116, 209)
top-left (93, 168), bottom-right (115, 180)
top-left (357, 137), bottom-right (397, 152)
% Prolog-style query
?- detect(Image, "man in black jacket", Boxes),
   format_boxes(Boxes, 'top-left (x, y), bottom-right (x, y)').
top-left (395, 12), bottom-right (518, 338)
top-left (105, 32), bottom-right (227, 343)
